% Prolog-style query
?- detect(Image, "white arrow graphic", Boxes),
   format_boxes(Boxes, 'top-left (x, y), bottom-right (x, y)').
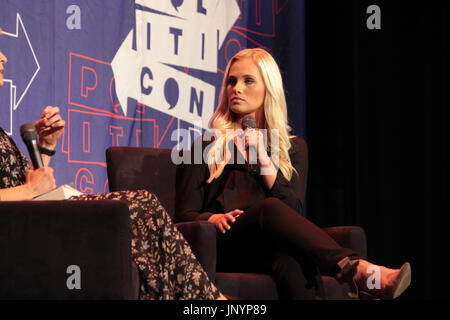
top-left (111, 30), bottom-right (139, 117)
top-left (111, 1), bottom-right (240, 128)
top-left (2, 13), bottom-right (40, 111)
top-left (111, 28), bottom-right (216, 128)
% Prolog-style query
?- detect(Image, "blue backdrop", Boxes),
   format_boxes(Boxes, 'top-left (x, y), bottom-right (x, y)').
top-left (0, 0), bottom-right (305, 194)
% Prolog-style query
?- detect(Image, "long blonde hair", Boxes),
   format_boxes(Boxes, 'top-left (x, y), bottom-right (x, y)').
top-left (206, 48), bottom-right (295, 183)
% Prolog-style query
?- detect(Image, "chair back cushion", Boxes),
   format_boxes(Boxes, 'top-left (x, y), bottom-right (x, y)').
top-left (0, 200), bottom-right (134, 299)
top-left (106, 147), bottom-right (176, 219)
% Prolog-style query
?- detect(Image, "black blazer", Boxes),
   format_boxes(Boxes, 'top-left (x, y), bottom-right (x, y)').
top-left (175, 136), bottom-right (307, 222)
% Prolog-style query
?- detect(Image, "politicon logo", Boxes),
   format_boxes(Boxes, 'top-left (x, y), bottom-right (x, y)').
top-left (112, 0), bottom-right (240, 129)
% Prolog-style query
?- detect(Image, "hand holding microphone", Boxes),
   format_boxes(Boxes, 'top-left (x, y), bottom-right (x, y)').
top-left (241, 115), bottom-right (275, 176)
top-left (20, 123), bottom-right (44, 169)
top-left (242, 115), bottom-right (272, 175)
top-left (20, 123), bottom-right (56, 197)
top-left (241, 115), bottom-right (259, 174)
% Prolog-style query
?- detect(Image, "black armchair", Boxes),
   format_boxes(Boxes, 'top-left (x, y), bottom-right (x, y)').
top-left (0, 200), bottom-right (138, 299)
top-left (106, 138), bottom-right (367, 300)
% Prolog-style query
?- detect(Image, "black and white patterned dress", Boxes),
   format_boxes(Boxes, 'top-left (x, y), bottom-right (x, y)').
top-left (0, 128), bottom-right (30, 189)
top-left (0, 127), bottom-right (220, 300)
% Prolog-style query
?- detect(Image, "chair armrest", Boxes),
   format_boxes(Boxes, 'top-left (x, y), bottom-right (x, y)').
top-left (322, 226), bottom-right (367, 260)
top-left (0, 200), bottom-right (137, 299)
top-left (175, 221), bottom-right (217, 282)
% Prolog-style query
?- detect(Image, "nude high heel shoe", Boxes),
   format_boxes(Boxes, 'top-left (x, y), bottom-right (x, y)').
top-left (336, 257), bottom-right (411, 300)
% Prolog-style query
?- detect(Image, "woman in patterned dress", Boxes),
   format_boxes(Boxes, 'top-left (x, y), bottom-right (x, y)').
top-left (0, 48), bottom-right (224, 300)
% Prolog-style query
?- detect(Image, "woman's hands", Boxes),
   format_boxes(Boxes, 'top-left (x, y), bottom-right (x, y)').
top-left (241, 128), bottom-right (274, 168)
top-left (25, 167), bottom-right (56, 198)
top-left (242, 128), bottom-right (267, 162)
top-left (35, 106), bottom-right (65, 150)
top-left (208, 209), bottom-right (244, 234)
top-left (0, 166), bottom-right (56, 201)
top-left (241, 128), bottom-right (278, 189)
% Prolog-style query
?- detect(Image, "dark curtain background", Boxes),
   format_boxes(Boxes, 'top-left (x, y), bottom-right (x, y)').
top-left (304, 0), bottom-right (448, 299)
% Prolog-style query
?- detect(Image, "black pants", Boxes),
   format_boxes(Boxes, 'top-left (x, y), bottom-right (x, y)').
top-left (217, 197), bottom-right (360, 299)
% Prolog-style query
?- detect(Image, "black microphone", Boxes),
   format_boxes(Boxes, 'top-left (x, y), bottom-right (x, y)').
top-left (20, 123), bottom-right (44, 169)
top-left (241, 115), bottom-right (258, 174)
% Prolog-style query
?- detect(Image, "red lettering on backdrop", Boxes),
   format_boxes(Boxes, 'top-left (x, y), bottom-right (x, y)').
top-left (75, 168), bottom-right (94, 194)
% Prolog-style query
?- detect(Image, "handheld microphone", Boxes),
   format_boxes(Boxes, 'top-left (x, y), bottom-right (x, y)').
top-left (20, 123), bottom-right (44, 169)
top-left (241, 115), bottom-right (258, 174)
